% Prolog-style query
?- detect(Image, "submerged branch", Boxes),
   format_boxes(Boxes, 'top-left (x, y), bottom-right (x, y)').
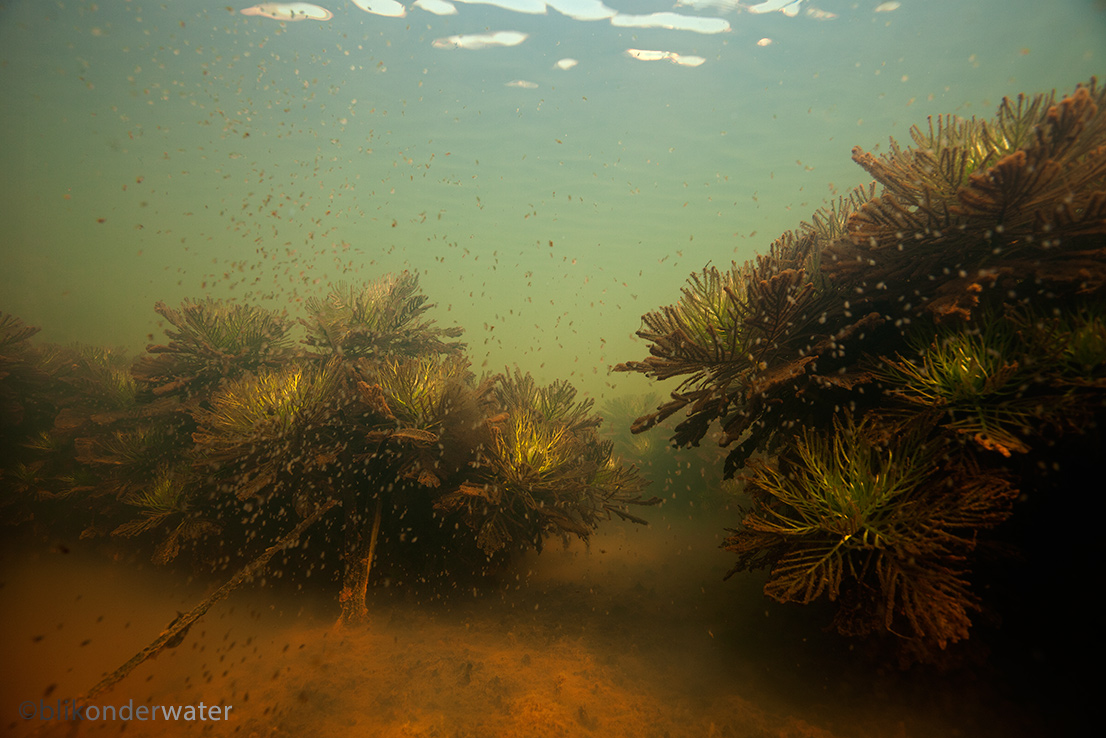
top-left (81, 499), bottom-right (338, 703)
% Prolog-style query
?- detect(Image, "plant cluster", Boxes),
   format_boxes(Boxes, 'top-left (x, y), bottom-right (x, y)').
top-left (616, 79), bottom-right (1106, 662)
top-left (1, 274), bottom-right (656, 625)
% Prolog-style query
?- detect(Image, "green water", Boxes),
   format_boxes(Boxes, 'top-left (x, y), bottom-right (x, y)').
top-left (1, 0), bottom-right (1102, 402)
top-left (2, 4), bottom-right (1104, 735)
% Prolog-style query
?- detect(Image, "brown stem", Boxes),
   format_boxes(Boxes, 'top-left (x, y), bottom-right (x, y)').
top-left (338, 494), bottom-right (384, 626)
top-left (82, 499), bottom-right (338, 703)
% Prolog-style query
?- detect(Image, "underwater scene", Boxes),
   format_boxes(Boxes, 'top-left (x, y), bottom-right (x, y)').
top-left (2, 0), bottom-right (1105, 735)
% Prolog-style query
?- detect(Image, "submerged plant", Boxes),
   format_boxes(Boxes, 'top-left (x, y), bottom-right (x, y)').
top-left (4, 276), bottom-right (655, 642)
top-left (301, 273), bottom-right (464, 359)
top-left (371, 354), bottom-right (475, 434)
top-left (825, 79), bottom-right (1106, 321)
top-left (132, 299), bottom-right (293, 399)
top-left (1022, 303), bottom-right (1106, 380)
top-left (874, 318), bottom-right (1039, 456)
top-left (0, 313), bottom-right (53, 444)
top-left (191, 360), bottom-right (346, 502)
top-left (1061, 310), bottom-right (1106, 373)
top-left (725, 418), bottom-right (1016, 656)
top-left (616, 188), bottom-right (877, 473)
top-left (356, 354), bottom-right (491, 490)
top-left (2, 311), bottom-right (36, 342)
top-left (875, 302), bottom-right (1106, 457)
top-left (437, 371), bottom-right (657, 555)
top-left (621, 79), bottom-right (1106, 663)
top-left (56, 345), bottom-right (137, 413)
top-left (112, 466), bottom-right (217, 564)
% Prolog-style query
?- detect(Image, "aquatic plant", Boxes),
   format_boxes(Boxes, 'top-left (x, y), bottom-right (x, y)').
top-left (1019, 302), bottom-right (1106, 381)
top-left (359, 354), bottom-right (492, 488)
top-left (301, 273), bottom-right (464, 359)
top-left (873, 302), bottom-right (1106, 457)
top-left (132, 299), bottom-right (294, 400)
top-left (824, 79), bottom-right (1106, 322)
top-left (725, 418), bottom-right (1016, 656)
top-left (370, 354), bottom-right (475, 433)
top-left (615, 187), bottom-right (876, 474)
top-left (1, 335), bottom-right (173, 534)
top-left (56, 345), bottom-right (138, 413)
top-left (187, 359), bottom-right (652, 624)
top-left (0, 311), bottom-right (38, 352)
top-left (124, 278), bottom-right (652, 624)
top-left (4, 269), bottom-right (655, 641)
top-left (0, 313), bottom-right (51, 441)
top-left (112, 465), bottom-right (217, 565)
top-left (118, 466), bottom-right (189, 520)
top-left (436, 371), bottom-right (658, 556)
top-left (191, 360), bottom-right (347, 504)
top-left (620, 79), bottom-right (1106, 663)
top-left (873, 317), bottom-right (1040, 456)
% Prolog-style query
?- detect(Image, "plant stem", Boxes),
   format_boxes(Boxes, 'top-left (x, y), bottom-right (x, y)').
top-left (338, 494), bottom-right (384, 626)
top-left (81, 499), bottom-right (338, 703)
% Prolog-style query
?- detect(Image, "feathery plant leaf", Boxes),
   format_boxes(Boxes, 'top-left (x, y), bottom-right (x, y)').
top-left (619, 79), bottom-right (1106, 665)
top-left (133, 299), bottom-right (293, 397)
top-left (373, 354), bottom-right (472, 432)
top-left (880, 325), bottom-right (1023, 405)
top-left (494, 370), bottom-right (596, 433)
top-left (112, 466), bottom-right (190, 539)
top-left (155, 299), bottom-right (291, 358)
top-left (1046, 304), bottom-right (1106, 376)
top-left (191, 360), bottom-right (348, 502)
top-left (79, 424), bottom-right (180, 473)
top-left (486, 372), bottom-right (590, 489)
top-left (634, 264), bottom-right (750, 384)
top-left (0, 312), bottom-right (39, 351)
top-left (873, 308), bottom-right (1096, 455)
top-left (832, 79), bottom-right (1106, 317)
top-left (437, 371), bottom-right (654, 555)
top-left (726, 416), bottom-right (1016, 651)
top-left (302, 273), bottom-right (464, 359)
top-left (122, 466), bottom-right (189, 515)
top-left (64, 344), bottom-right (137, 411)
top-left (192, 360), bottom-right (344, 465)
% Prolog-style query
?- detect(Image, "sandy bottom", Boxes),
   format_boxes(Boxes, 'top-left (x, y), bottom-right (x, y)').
top-left (0, 511), bottom-right (1056, 738)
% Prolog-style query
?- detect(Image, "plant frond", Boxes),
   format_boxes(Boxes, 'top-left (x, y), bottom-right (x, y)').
top-left (192, 360), bottom-right (347, 499)
top-left (133, 299), bottom-right (293, 398)
top-left (826, 80), bottom-right (1106, 322)
top-left (370, 354), bottom-right (472, 432)
top-left (301, 273), bottom-right (464, 359)
top-left (437, 371), bottom-right (654, 555)
top-left (0, 312), bottom-right (39, 351)
top-left (724, 416), bottom-right (1016, 653)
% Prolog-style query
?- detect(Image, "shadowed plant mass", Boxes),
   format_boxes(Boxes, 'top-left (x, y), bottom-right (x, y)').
top-left (1, 273), bottom-right (658, 637)
top-left (617, 79), bottom-right (1106, 663)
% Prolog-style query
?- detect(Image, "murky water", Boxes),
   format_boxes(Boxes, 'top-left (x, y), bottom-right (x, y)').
top-left (1, 0), bottom-right (1102, 735)
top-left (0, 506), bottom-right (1058, 738)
